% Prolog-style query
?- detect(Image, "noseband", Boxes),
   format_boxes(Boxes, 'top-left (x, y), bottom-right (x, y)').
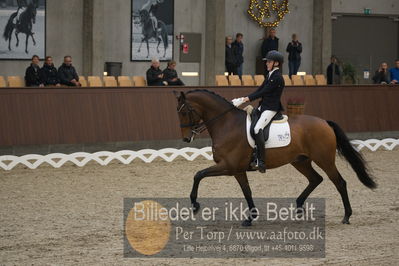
top-left (177, 100), bottom-right (235, 136)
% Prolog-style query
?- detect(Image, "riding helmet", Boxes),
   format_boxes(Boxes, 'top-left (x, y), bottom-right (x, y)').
top-left (263, 50), bottom-right (284, 64)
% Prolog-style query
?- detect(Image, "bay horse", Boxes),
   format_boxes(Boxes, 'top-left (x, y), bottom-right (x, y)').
top-left (137, 9), bottom-right (169, 58)
top-left (173, 90), bottom-right (376, 226)
top-left (3, 0), bottom-right (38, 54)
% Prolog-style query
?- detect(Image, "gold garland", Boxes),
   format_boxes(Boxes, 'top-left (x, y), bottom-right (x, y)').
top-left (247, 0), bottom-right (289, 28)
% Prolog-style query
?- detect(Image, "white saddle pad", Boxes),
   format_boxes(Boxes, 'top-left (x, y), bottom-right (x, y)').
top-left (246, 114), bottom-right (291, 149)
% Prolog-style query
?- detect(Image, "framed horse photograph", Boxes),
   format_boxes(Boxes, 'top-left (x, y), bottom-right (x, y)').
top-left (0, 0), bottom-right (46, 60)
top-left (131, 0), bottom-right (174, 61)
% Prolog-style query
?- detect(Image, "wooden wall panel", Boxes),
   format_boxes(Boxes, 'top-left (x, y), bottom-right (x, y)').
top-left (0, 85), bottom-right (398, 146)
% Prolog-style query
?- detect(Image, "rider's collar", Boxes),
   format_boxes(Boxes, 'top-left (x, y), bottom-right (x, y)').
top-left (268, 67), bottom-right (279, 78)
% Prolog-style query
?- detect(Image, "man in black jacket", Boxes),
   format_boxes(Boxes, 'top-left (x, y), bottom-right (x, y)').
top-left (261, 28), bottom-right (279, 75)
top-left (40, 56), bottom-right (60, 86)
top-left (232, 51), bottom-right (285, 173)
top-left (58, 56), bottom-right (81, 86)
top-left (163, 60), bottom-right (184, 86)
top-left (286, 34), bottom-right (302, 77)
top-left (146, 58), bottom-right (165, 86)
top-left (225, 36), bottom-right (238, 75)
top-left (261, 28), bottom-right (279, 58)
top-left (327, 56), bottom-right (341, 85)
top-left (232, 33), bottom-right (244, 78)
top-left (25, 55), bottom-right (44, 87)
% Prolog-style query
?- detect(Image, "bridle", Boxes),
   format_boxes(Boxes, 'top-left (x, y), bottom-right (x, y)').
top-left (177, 99), bottom-right (235, 136)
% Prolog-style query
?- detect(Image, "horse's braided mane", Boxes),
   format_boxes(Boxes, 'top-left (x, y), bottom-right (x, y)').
top-left (186, 89), bottom-right (234, 107)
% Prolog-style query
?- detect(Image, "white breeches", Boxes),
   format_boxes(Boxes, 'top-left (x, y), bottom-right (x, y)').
top-left (13, 8), bottom-right (25, 24)
top-left (254, 110), bottom-right (277, 134)
top-left (150, 15), bottom-right (157, 29)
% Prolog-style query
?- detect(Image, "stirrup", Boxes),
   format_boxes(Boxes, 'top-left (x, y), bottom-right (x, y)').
top-left (257, 159), bottom-right (266, 173)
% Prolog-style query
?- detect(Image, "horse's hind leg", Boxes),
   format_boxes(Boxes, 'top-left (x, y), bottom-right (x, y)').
top-left (234, 172), bottom-right (257, 227)
top-left (325, 165), bottom-right (352, 224)
top-left (291, 159), bottom-right (323, 211)
top-left (314, 159), bottom-right (353, 224)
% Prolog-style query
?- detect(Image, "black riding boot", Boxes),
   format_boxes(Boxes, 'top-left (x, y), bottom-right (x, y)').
top-left (255, 129), bottom-right (266, 173)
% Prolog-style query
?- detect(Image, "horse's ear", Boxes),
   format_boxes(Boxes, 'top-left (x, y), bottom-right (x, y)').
top-left (180, 91), bottom-right (186, 100)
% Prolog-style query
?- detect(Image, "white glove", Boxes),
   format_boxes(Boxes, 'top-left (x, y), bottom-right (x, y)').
top-left (232, 97), bottom-right (245, 107)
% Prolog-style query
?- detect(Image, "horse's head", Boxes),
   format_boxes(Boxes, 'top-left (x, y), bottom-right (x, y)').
top-left (139, 9), bottom-right (149, 23)
top-left (173, 91), bottom-right (203, 143)
top-left (26, 0), bottom-right (37, 24)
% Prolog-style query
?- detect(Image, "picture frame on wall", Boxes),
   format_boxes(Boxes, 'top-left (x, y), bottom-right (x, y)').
top-left (0, 0), bottom-right (46, 60)
top-left (131, 0), bottom-right (174, 61)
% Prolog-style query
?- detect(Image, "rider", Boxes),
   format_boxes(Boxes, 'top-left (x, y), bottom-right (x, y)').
top-left (141, 0), bottom-right (162, 37)
top-left (14, 0), bottom-right (28, 25)
top-left (232, 50), bottom-right (285, 173)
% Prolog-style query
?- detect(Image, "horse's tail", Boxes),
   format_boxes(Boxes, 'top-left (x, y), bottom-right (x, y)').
top-left (326, 120), bottom-right (376, 189)
top-left (3, 13), bottom-right (17, 41)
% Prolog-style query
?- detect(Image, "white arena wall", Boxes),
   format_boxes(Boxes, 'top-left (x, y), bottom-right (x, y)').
top-left (1, 139), bottom-right (398, 171)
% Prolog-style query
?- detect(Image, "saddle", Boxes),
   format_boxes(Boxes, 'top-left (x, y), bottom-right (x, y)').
top-left (244, 105), bottom-right (291, 150)
top-left (249, 108), bottom-right (285, 142)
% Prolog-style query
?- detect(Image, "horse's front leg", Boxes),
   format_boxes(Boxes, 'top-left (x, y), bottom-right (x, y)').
top-left (25, 33), bottom-right (29, 53)
top-left (137, 37), bottom-right (144, 53)
top-left (190, 163), bottom-right (229, 214)
top-left (15, 31), bottom-right (19, 47)
top-left (234, 172), bottom-right (257, 226)
top-left (156, 38), bottom-right (161, 54)
top-left (8, 31), bottom-right (13, 51)
top-left (31, 32), bottom-right (36, 46)
top-left (146, 40), bottom-right (150, 58)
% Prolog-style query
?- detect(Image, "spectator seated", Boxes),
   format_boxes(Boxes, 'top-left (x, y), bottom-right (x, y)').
top-left (163, 61), bottom-right (185, 86)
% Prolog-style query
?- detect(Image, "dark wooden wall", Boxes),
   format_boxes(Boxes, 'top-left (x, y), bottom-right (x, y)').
top-left (0, 85), bottom-right (398, 146)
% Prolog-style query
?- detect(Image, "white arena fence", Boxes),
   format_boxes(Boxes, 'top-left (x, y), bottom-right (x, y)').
top-left (0, 139), bottom-right (398, 171)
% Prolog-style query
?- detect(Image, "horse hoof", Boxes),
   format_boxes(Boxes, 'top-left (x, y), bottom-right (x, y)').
top-left (192, 202), bottom-right (200, 214)
top-left (296, 207), bottom-right (305, 218)
top-left (342, 217), bottom-right (350, 224)
top-left (242, 219), bottom-right (252, 227)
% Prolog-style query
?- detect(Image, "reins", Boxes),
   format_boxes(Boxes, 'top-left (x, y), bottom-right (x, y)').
top-left (178, 101), bottom-right (235, 135)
